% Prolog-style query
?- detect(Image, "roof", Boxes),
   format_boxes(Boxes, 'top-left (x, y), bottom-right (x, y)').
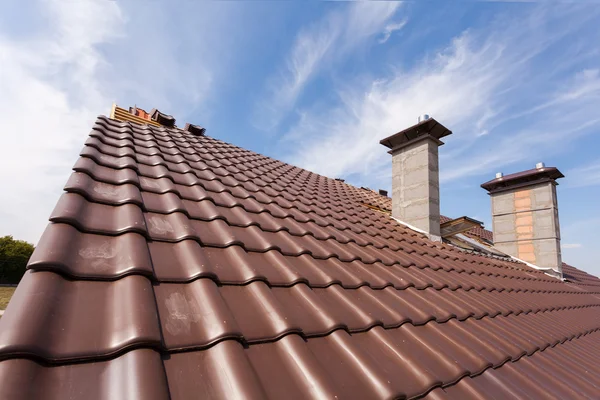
top-left (1, 115), bottom-right (599, 399)
top-left (562, 262), bottom-right (600, 290)
top-left (481, 166), bottom-right (564, 193)
top-left (358, 190), bottom-right (494, 243)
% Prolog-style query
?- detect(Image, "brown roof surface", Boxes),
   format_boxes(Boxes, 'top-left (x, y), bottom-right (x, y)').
top-left (360, 192), bottom-right (495, 243)
top-left (1, 115), bottom-right (600, 399)
top-left (563, 262), bottom-right (600, 290)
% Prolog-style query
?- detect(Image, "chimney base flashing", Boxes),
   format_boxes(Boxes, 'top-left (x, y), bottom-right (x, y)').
top-left (501, 252), bottom-right (563, 280)
top-left (392, 216), bottom-right (442, 243)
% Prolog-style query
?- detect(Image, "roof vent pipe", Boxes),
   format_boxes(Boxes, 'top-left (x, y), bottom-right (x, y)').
top-left (496, 172), bottom-right (503, 179)
top-left (536, 162), bottom-right (545, 169)
top-left (418, 114), bottom-right (430, 123)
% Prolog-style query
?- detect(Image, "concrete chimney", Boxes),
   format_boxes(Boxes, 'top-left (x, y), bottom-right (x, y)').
top-left (380, 117), bottom-right (452, 238)
top-left (481, 164), bottom-right (564, 277)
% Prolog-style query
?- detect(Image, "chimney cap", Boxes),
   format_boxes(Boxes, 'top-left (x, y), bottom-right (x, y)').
top-left (418, 114), bottom-right (430, 123)
top-left (536, 162), bottom-right (545, 169)
top-left (495, 172), bottom-right (503, 179)
top-left (378, 189), bottom-right (388, 197)
top-left (481, 166), bottom-right (564, 193)
top-left (380, 117), bottom-right (452, 152)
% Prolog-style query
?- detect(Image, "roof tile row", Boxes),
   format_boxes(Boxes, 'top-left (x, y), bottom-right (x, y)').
top-left (30, 223), bottom-right (572, 292)
top-left (1, 324), bottom-right (598, 400)
top-left (3, 268), bottom-right (598, 362)
top-left (2, 115), bottom-right (599, 399)
top-left (425, 331), bottom-right (600, 399)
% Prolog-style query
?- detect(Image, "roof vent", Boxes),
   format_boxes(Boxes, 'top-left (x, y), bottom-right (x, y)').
top-left (496, 172), bottom-right (503, 179)
top-left (440, 216), bottom-right (484, 238)
top-left (184, 123), bottom-right (206, 136)
top-left (379, 189), bottom-right (388, 197)
top-left (536, 162), bottom-right (545, 169)
top-left (150, 109), bottom-right (175, 127)
top-left (418, 114), bottom-right (430, 123)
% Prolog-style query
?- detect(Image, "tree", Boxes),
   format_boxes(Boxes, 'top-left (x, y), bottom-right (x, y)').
top-left (0, 236), bottom-right (34, 284)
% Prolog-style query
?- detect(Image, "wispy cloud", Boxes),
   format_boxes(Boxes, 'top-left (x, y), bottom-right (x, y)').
top-left (254, 2), bottom-right (402, 131)
top-left (260, 21), bottom-right (337, 129)
top-left (0, 0), bottom-right (243, 244)
top-left (566, 161), bottom-right (600, 188)
top-left (379, 20), bottom-right (407, 44)
top-left (278, 5), bottom-right (600, 189)
top-left (561, 217), bottom-right (600, 275)
top-left (0, 0), bottom-right (123, 243)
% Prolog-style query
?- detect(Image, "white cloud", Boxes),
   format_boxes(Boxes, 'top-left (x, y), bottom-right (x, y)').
top-left (0, 0), bottom-right (123, 244)
top-left (255, 2), bottom-right (402, 130)
top-left (259, 20), bottom-right (338, 129)
top-left (0, 1), bottom-right (241, 244)
top-left (379, 20), bottom-right (407, 44)
top-left (561, 217), bottom-right (600, 276)
top-left (280, 32), bottom-right (512, 182)
top-left (486, 68), bottom-right (600, 132)
top-left (278, 6), bottom-right (600, 189)
top-left (566, 161), bottom-right (600, 188)
top-left (441, 116), bottom-right (600, 182)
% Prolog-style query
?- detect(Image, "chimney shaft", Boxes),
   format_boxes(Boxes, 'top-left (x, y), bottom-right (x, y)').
top-left (481, 165), bottom-right (565, 277)
top-left (380, 117), bottom-right (452, 238)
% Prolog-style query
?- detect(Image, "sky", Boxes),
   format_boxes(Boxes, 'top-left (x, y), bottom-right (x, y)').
top-left (1, 1), bottom-right (600, 275)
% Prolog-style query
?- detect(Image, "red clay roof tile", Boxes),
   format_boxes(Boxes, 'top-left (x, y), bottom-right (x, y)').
top-left (0, 115), bottom-right (599, 398)
top-left (0, 349), bottom-right (170, 400)
top-left (0, 271), bottom-right (161, 362)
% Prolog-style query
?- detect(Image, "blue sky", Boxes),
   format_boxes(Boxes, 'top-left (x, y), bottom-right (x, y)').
top-left (1, 1), bottom-right (599, 275)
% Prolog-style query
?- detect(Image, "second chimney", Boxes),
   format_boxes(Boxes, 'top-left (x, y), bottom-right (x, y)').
top-left (380, 116), bottom-right (452, 237)
top-left (481, 163), bottom-right (564, 277)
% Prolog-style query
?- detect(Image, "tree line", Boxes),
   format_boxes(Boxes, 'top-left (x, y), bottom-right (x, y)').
top-left (0, 236), bottom-right (34, 284)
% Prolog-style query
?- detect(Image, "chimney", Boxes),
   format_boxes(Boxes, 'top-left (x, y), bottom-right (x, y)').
top-left (481, 163), bottom-right (564, 277)
top-left (380, 116), bottom-right (452, 238)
